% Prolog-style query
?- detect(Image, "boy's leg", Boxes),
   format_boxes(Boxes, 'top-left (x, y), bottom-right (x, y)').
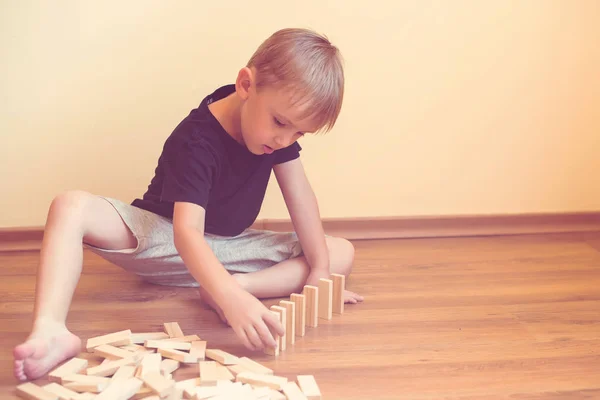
top-left (232, 236), bottom-right (356, 298)
top-left (14, 190), bottom-right (137, 382)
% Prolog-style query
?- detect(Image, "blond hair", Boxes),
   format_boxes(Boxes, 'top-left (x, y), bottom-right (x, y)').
top-left (247, 28), bottom-right (345, 133)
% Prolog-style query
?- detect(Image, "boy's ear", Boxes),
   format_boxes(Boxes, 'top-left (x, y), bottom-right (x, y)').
top-left (235, 67), bottom-right (254, 100)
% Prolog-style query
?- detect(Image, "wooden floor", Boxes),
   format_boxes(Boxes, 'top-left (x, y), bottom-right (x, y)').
top-left (1, 231), bottom-right (600, 399)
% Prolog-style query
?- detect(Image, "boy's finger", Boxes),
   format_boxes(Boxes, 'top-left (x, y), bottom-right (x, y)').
top-left (264, 312), bottom-right (285, 340)
top-left (234, 326), bottom-right (255, 351)
top-left (255, 320), bottom-right (277, 349)
top-left (244, 326), bottom-right (264, 350)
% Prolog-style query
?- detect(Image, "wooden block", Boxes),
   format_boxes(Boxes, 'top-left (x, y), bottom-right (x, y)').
top-left (111, 365), bottom-right (136, 381)
top-left (76, 393), bottom-right (96, 400)
top-left (238, 357), bottom-right (273, 375)
top-left (267, 388), bottom-right (286, 400)
top-left (263, 310), bottom-right (280, 356)
top-left (225, 364), bottom-right (250, 378)
top-left (120, 343), bottom-right (156, 354)
top-left (290, 293), bottom-right (306, 337)
top-left (303, 285), bottom-right (318, 327)
top-left (174, 377), bottom-right (200, 391)
top-left (216, 364), bottom-right (234, 381)
top-left (189, 340), bottom-right (207, 361)
top-left (130, 332), bottom-right (169, 344)
top-left (16, 382), bottom-right (58, 400)
top-left (297, 375), bottom-right (322, 399)
top-left (158, 348), bottom-right (197, 363)
top-left (161, 359), bottom-right (180, 375)
top-left (270, 305), bottom-right (287, 351)
top-left (195, 386), bottom-right (220, 399)
top-left (86, 353), bottom-right (142, 377)
top-left (235, 371), bottom-right (288, 391)
top-left (42, 382), bottom-right (82, 400)
top-left (95, 377), bottom-right (143, 400)
top-left (163, 322), bottom-right (184, 338)
top-left (143, 371), bottom-right (175, 398)
top-left (145, 340), bottom-right (192, 351)
top-left (63, 381), bottom-right (107, 393)
top-left (318, 278), bottom-right (333, 320)
top-left (139, 353), bottom-right (162, 377)
top-left (205, 348), bottom-right (240, 365)
top-left (132, 386), bottom-right (153, 398)
top-left (279, 300), bottom-right (296, 345)
top-left (48, 357), bottom-right (88, 383)
top-left (283, 381), bottom-right (308, 400)
top-left (199, 361), bottom-right (218, 386)
top-left (163, 334), bottom-right (201, 342)
top-left (167, 388), bottom-right (183, 400)
top-left (93, 344), bottom-right (135, 359)
top-left (331, 273), bottom-right (345, 314)
top-left (60, 373), bottom-right (111, 386)
top-left (86, 329), bottom-right (132, 351)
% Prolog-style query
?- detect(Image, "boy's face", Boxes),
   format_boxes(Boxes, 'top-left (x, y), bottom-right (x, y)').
top-left (237, 68), bottom-right (317, 155)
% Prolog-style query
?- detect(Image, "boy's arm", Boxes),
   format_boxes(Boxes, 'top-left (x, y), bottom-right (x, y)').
top-left (172, 202), bottom-right (282, 350)
top-left (274, 158), bottom-right (330, 284)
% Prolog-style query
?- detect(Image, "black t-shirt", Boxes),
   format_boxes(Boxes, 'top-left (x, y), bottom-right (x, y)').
top-left (131, 84), bottom-right (301, 237)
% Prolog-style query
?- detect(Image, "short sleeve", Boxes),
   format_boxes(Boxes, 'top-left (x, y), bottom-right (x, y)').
top-left (160, 138), bottom-right (218, 209)
top-left (273, 142), bottom-right (302, 165)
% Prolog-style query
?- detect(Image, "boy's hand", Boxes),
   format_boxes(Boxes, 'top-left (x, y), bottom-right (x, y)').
top-left (219, 287), bottom-right (285, 352)
top-left (344, 289), bottom-right (364, 304)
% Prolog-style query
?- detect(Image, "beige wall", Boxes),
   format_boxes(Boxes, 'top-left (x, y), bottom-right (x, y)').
top-left (2, 1), bottom-right (599, 228)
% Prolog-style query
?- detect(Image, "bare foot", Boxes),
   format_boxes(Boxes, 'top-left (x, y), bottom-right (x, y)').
top-left (13, 322), bottom-right (81, 382)
top-left (197, 286), bottom-right (229, 325)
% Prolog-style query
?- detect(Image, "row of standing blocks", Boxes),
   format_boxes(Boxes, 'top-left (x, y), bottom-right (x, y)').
top-left (265, 273), bottom-right (345, 356)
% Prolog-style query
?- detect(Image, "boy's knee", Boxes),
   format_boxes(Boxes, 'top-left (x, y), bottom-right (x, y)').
top-left (327, 237), bottom-right (355, 277)
top-left (50, 190), bottom-right (93, 217)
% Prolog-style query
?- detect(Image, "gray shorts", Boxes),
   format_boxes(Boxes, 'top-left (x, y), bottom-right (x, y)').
top-left (84, 197), bottom-right (303, 287)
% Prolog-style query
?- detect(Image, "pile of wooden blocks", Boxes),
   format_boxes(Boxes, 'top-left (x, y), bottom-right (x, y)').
top-left (16, 273), bottom-right (346, 400)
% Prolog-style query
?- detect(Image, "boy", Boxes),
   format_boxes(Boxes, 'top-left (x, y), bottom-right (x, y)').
top-left (13, 27), bottom-right (363, 382)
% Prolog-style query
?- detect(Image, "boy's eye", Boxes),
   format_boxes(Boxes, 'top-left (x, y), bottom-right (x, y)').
top-left (274, 117), bottom-right (285, 127)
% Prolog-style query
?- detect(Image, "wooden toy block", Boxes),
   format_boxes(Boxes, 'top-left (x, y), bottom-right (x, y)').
top-left (235, 371), bottom-right (288, 391)
top-left (163, 334), bottom-right (201, 342)
top-left (270, 305), bottom-right (287, 351)
top-left (144, 339), bottom-right (192, 351)
top-left (41, 382), bottom-right (82, 400)
top-left (76, 394), bottom-right (96, 400)
top-left (139, 397), bottom-right (160, 400)
top-left (283, 381), bottom-right (308, 400)
top-left (189, 340), bottom-right (207, 361)
top-left (267, 388), bottom-right (287, 400)
top-left (119, 343), bottom-right (155, 354)
top-left (318, 278), bottom-right (333, 320)
top-left (158, 348), bottom-right (197, 363)
top-left (263, 310), bottom-right (280, 356)
top-left (330, 273), bottom-right (345, 314)
top-left (132, 386), bottom-right (153, 398)
top-left (138, 352), bottom-right (162, 377)
top-left (63, 381), bottom-right (107, 393)
top-left (195, 386), bottom-right (220, 399)
top-left (143, 371), bottom-right (175, 398)
top-left (86, 329), bottom-right (132, 351)
top-left (279, 300), bottom-right (296, 345)
top-left (163, 322), bottom-right (184, 338)
top-left (216, 364), bottom-right (235, 381)
top-left (167, 388), bottom-right (184, 400)
top-left (161, 358), bottom-right (181, 375)
top-left (130, 332), bottom-right (169, 344)
top-left (60, 373), bottom-right (110, 387)
top-left (86, 353), bottom-right (142, 377)
top-left (93, 344), bottom-right (135, 359)
top-left (205, 348), bottom-right (240, 365)
top-left (48, 357), bottom-right (88, 383)
top-left (111, 364), bottom-right (136, 381)
top-left (16, 382), bottom-right (58, 400)
top-left (303, 285), bottom-right (318, 327)
top-left (297, 375), bottom-right (322, 399)
top-left (290, 293), bottom-right (306, 337)
top-left (174, 377), bottom-right (200, 391)
top-left (95, 377), bottom-right (143, 400)
top-left (238, 356), bottom-right (273, 375)
top-left (225, 363), bottom-right (250, 377)
top-left (199, 361), bottom-right (218, 386)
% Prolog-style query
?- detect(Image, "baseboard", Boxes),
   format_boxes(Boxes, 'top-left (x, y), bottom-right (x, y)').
top-left (2, 212), bottom-right (600, 252)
